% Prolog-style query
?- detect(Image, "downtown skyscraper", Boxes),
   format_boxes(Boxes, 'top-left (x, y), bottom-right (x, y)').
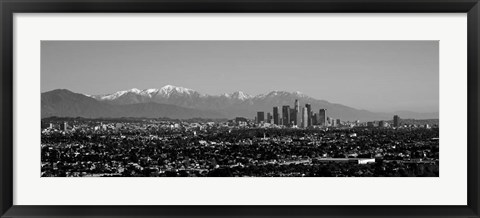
top-left (273, 107), bottom-right (279, 125)
top-left (302, 107), bottom-right (308, 128)
top-left (393, 115), bottom-right (401, 127)
top-left (282, 105), bottom-right (291, 126)
top-left (294, 99), bottom-right (300, 126)
top-left (306, 104), bottom-right (312, 127)
top-left (257, 111), bottom-right (265, 123)
top-left (318, 109), bottom-right (327, 127)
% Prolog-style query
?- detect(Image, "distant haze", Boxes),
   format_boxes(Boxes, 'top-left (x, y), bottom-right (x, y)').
top-left (41, 40), bottom-right (439, 113)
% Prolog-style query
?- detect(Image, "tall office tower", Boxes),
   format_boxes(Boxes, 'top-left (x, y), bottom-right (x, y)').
top-left (62, 122), bottom-right (69, 132)
top-left (305, 104), bottom-right (312, 127)
top-left (336, 119), bottom-right (341, 126)
top-left (273, 107), bottom-right (279, 125)
top-left (318, 109), bottom-right (327, 127)
top-left (379, 120), bottom-right (387, 127)
top-left (327, 117), bottom-right (331, 127)
top-left (302, 107), bottom-right (308, 128)
top-left (294, 99), bottom-right (300, 126)
top-left (331, 118), bottom-right (336, 127)
top-left (290, 110), bottom-right (296, 126)
top-left (282, 105), bottom-right (291, 126)
top-left (393, 115), bottom-right (401, 127)
top-left (257, 112), bottom-right (265, 123)
top-left (312, 113), bottom-right (318, 126)
top-left (267, 113), bottom-right (272, 123)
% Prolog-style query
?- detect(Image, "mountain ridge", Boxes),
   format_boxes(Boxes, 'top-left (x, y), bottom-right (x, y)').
top-left (91, 85), bottom-right (319, 102)
top-left (42, 86), bottom-right (439, 121)
top-left (42, 89), bottom-right (225, 119)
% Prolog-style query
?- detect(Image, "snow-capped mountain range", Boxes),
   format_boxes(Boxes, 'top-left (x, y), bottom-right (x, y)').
top-left (91, 85), bottom-right (312, 103)
top-left (41, 85), bottom-right (439, 120)
top-left (93, 85), bottom-right (201, 101)
top-left (92, 85), bottom-right (258, 101)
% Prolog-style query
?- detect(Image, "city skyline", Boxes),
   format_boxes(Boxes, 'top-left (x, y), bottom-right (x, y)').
top-left (41, 40), bottom-right (439, 113)
top-left (254, 98), bottom-right (406, 128)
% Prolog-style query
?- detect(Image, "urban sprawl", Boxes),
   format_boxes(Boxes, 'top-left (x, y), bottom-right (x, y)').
top-left (41, 99), bottom-right (439, 177)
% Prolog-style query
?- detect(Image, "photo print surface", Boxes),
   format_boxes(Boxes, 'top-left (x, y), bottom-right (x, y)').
top-left (41, 40), bottom-right (439, 177)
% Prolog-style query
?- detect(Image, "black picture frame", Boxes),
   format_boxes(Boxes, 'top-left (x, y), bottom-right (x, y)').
top-left (1, 0), bottom-right (479, 217)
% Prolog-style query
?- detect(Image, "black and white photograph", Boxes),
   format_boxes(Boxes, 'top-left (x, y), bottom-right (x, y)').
top-left (41, 40), bottom-right (439, 177)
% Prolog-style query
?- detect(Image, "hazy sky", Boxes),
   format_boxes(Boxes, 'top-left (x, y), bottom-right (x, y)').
top-left (41, 40), bottom-right (438, 113)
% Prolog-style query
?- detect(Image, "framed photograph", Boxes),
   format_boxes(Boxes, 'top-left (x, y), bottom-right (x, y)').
top-left (1, 0), bottom-right (479, 217)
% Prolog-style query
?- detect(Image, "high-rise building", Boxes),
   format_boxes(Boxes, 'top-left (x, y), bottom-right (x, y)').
top-left (336, 119), bottom-right (341, 126)
top-left (393, 115), bottom-right (401, 127)
top-left (267, 112), bottom-right (272, 123)
top-left (62, 122), bottom-right (69, 132)
top-left (378, 120), bottom-right (385, 127)
top-left (302, 107), bottom-right (308, 128)
top-left (257, 112), bottom-right (265, 123)
top-left (331, 118), bottom-right (336, 127)
top-left (290, 109), bottom-right (296, 126)
top-left (294, 99), bottom-right (300, 126)
top-left (312, 113), bottom-right (318, 126)
top-left (318, 109), bottom-right (327, 127)
top-left (282, 105), bottom-right (290, 126)
top-left (273, 107), bottom-right (279, 125)
top-left (305, 104), bottom-right (312, 127)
